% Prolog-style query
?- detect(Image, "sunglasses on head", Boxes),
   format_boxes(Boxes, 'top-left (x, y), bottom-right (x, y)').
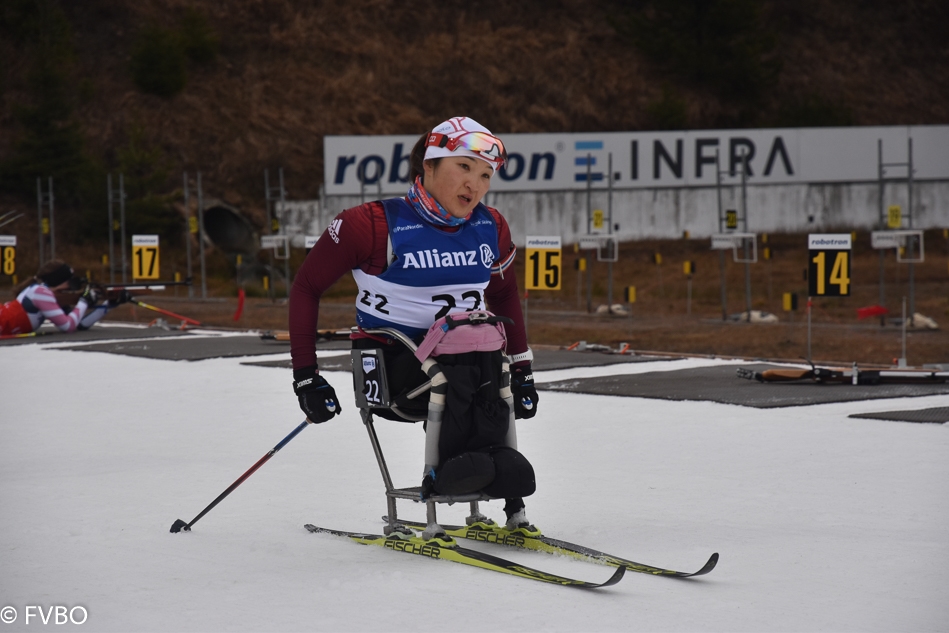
top-left (426, 131), bottom-right (507, 166)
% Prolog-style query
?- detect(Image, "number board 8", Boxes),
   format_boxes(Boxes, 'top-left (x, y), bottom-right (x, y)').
top-left (0, 236), bottom-right (16, 276)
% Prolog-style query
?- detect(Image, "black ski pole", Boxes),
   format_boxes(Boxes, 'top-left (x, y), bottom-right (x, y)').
top-left (170, 419), bottom-right (311, 533)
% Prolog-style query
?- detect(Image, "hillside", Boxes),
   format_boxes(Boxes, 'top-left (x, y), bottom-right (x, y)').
top-left (2, 0), bottom-right (948, 214)
top-left (1, 1), bottom-right (948, 367)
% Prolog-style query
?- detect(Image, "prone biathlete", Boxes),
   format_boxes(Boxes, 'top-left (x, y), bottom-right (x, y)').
top-left (0, 260), bottom-right (130, 336)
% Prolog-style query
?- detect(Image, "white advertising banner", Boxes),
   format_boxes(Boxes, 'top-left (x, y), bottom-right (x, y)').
top-left (324, 125), bottom-right (949, 195)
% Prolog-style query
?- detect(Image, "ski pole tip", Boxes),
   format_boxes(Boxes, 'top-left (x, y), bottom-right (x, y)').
top-left (170, 519), bottom-right (191, 533)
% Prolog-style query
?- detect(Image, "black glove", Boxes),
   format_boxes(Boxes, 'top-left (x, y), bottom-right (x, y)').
top-left (108, 289), bottom-right (133, 307)
top-left (79, 285), bottom-right (101, 308)
top-left (511, 363), bottom-right (539, 419)
top-left (293, 366), bottom-right (342, 423)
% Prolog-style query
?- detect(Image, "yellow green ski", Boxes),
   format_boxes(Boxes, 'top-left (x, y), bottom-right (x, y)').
top-left (304, 524), bottom-right (625, 588)
top-left (382, 518), bottom-right (718, 578)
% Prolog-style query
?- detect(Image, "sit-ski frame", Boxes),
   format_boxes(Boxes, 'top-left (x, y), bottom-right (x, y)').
top-left (351, 326), bottom-right (507, 536)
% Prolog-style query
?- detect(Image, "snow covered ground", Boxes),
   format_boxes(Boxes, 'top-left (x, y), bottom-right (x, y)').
top-left (2, 330), bottom-right (948, 632)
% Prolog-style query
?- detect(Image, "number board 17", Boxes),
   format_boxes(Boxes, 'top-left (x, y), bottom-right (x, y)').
top-left (132, 235), bottom-right (160, 280)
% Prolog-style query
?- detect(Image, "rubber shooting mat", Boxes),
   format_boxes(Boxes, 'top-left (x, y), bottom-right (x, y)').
top-left (0, 324), bottom-right (187, 346)
top-left (538, 363), bottom-right (949, 409)
top-left (240, 348), bottom-right (671, 372)
top-left (54, 333), bottom-right (350, 361)
top-left (848, 407), bottom-right (949, 424)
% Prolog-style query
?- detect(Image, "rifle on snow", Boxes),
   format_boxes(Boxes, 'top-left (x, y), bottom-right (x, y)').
top-left (737, 364), bottom-right (949, 385)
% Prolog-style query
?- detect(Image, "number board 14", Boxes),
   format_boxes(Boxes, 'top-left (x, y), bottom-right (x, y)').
top-left (808, 234), bottom-right (851, 297)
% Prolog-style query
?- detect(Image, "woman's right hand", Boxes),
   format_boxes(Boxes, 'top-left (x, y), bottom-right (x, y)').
top-left (293, 367), bottom-right (342, 423)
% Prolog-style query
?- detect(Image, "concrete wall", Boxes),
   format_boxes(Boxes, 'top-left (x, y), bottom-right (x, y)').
top-left (281, 180), bottom-right (949, 248)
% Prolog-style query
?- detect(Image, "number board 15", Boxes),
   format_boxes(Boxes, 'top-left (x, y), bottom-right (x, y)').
top-left (525, 236), bottom-right (562, 291)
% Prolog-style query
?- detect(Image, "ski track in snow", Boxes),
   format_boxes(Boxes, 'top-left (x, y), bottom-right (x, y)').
top-left (1, 335), bottom-right (947, 633)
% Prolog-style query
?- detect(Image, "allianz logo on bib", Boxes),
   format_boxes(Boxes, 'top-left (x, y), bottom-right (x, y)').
top-left (402, 247), bottom-right (493, 269)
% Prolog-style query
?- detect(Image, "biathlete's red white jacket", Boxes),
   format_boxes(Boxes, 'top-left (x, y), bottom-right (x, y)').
top-left (0, 284), bottom-right (108, 335)
top-left (288, 198), bottom-right (526, 371)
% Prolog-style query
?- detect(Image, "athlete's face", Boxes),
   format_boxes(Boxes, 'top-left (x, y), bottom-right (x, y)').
top-left (423, 156), bottom-right (494, 218)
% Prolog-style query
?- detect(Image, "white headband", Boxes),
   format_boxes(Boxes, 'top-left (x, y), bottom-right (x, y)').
top-left (423, 116), bottom-right (505, 173)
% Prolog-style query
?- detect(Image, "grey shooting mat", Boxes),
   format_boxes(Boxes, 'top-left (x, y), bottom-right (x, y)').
top-left (531, 349), bottom-right (673, 371)
top-left (848, 407), bottom-right (949, 424)
top-left (53, 333), bottom-right (345, 361)
top-left (240, 347), bottom-right (671, 372)
top-left (538, 363), bottom-right (949, 409)
top-left (0, 324), bottom-right (187, 346)
top-left (243, 347), bottom-right (352, 371)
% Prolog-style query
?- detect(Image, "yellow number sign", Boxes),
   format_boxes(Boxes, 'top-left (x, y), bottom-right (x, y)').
top-left (525, 236), bottom-right (562, 290)
top-left (726, 209), bottom-right (738, 230)
top-left (887, 205), bottom-right (902, 229)
top-left (592, 210), bottom-right (604, 231)
top-left (808, 234), bottom-right (851, 297)
top-left (0, 236), bottom-right (16, 276)
top-left (132, 235), bottom-right (160, 280)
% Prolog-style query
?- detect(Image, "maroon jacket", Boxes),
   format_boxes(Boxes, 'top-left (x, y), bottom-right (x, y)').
top-left (289, 200), bottom-right (528, 371)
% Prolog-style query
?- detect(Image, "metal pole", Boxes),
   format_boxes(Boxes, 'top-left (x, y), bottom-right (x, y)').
top-left (900, 296), bottom-right (907, 367)
top-left (184, 173), bottom-right (194, 299)
top-left (108, 173), bottom-right (115, 284)
top-left (877, 140), bottom-right (886, 326)
top-left (687, 276), bottom-right (692, 316)
top-left (806, 297), bottom-right (812, 364)
top-left (280, 167), bottom-right (290, 298)
top-left (607, 153), bottom-right (613, 308)
top-left (741, 154), bottom-right (751, 320)
top-left (716, 151), bottom-right (724, 233)
top-left (585, 154), bottom-right (592, 313)
top-left (716, 151), bottom-right (727, 320)
top-left (576, 258), bottom-right (581, 308)
top-left (119, 173), bottom-right (127, 283)
top-left (198, 172), bottom-right (207, 299)
top-left (36, 177), bottom-right (44, 266)
top-left (907, 137), bottom-right (915, 326)
top-left (48, 177), bottom-right (55, 260)
top-left (264, 169), bottom-right (275, 302)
